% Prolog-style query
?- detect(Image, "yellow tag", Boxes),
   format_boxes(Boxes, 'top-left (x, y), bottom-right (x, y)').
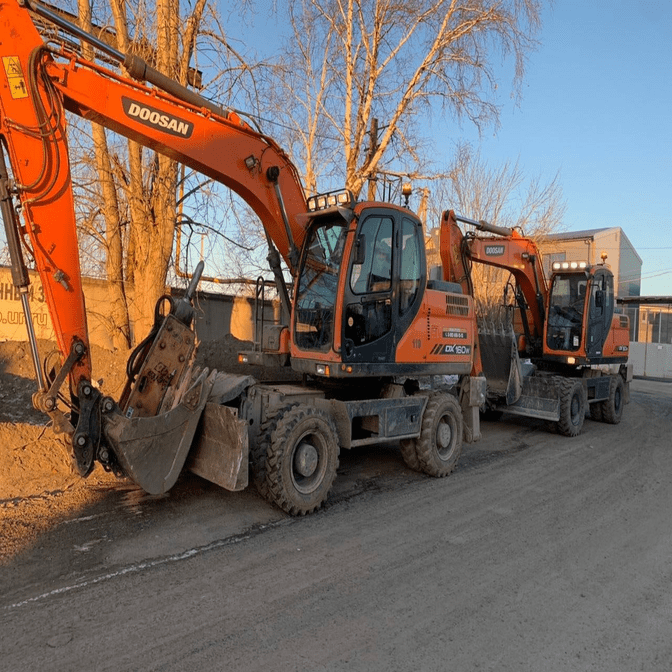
top-left (2, 57), bottom-right (28, 99)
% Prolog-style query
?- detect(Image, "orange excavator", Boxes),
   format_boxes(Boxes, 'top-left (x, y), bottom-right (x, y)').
top-left (0, 0), bottom-right (487, 514)
top-left (439, 210), bottom-right (632, 436)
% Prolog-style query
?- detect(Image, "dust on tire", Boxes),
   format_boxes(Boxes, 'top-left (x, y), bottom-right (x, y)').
top-left (557, 378), bottom-right (586, 437)
top-left (601, 375), bottom-right (624, 424)
top-left (266, 406), bottom-right (340, 516)
top-left (250, 403), bottom-right (298, 502)
top-left (414, 393), bottom-right (463, 478)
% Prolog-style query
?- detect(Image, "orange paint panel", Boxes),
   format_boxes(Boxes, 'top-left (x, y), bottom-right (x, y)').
top-left (396, 289), bottom-right (476, 368)
top-left (602, 315), bottom-right (630, 359)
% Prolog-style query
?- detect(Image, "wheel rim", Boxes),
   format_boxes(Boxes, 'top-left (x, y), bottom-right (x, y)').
top-left (436, 415), bottom-right (454, 460)
top-left (291, 431), bottom-right (328, 495)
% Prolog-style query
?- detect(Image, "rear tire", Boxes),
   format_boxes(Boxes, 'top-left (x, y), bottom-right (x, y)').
top-left (399, 438), bottom-right (422, 472)
top-left (557, 379), bottom-right (586, 437)
top-left (415, 394), bottom-right (463, 477)
top-left (601, 375), bottom-right (624, 424)
top-left (266, 406), bottom-right (339, 516)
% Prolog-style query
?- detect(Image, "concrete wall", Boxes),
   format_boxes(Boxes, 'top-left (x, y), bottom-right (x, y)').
top-left (0, 266), bottom-right (279, 347)
top-left (617, 231), bottom-right (642, 298)
top-left (183, 288), bottom-right (279, 344)
top-left (630, 341), bottom-right (672, 379)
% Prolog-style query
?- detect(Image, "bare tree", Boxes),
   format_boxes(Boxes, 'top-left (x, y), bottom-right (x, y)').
top-left (77, 0), bottom-right (131, 349)
top-left (107, 0), bottom-right (209, 341)
top-left (270, 0), bottom-right (542, 198)
top-left (65, 0), bottom-right (263, 345)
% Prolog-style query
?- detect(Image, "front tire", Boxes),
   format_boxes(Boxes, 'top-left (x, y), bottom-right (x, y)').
top-left (250, 403), bottom-right (298, 502)
top-left (415, 394), bottom-right (463, 477)
top-left (266, 406), bottom-right (339, 516)
top-left (399, 437), bottom-right (422, 472)
top-left (557, 379), bottom-right (586, 437)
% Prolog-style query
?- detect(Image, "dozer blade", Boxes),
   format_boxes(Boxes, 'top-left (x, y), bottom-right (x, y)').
top-left (500, 375), bottom-right (561, 422)
top-left (103, 368), bottom-right (216, 494)
top-left (185, 371), bottom-right (253, 491)
top-left (186, 402), bottom-right (249, 491)
top-left (478, 323), bottom-right (523, 405)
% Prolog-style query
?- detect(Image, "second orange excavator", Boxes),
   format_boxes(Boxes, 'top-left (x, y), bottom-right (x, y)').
top-left (440, 210), bottom-right (631, 436)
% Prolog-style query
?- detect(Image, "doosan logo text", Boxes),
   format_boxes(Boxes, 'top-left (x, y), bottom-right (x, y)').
top-left (122, 98), bottom-right (194, 138)
top-left (485, 245), bottom-right (505, 256)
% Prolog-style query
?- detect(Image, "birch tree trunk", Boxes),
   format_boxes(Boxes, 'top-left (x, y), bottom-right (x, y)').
top-left (77, 0), bottom-right (131, 349)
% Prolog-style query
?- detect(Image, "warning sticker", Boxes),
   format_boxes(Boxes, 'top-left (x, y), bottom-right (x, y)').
top-left (2, 57), bottom-right (28, 99)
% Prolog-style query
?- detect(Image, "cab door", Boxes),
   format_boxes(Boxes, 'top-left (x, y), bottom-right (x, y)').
top-left (342, 210), bottom-right (424, 364)
top-left (585, 268), bottom-right (614, 358)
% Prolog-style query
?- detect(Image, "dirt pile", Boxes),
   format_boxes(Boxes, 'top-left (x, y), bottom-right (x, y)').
top-left (0, 340), bottom-right (132, 503)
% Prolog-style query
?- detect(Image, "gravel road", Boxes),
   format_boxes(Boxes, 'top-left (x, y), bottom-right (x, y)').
top-left (1, 378), bottom-right (671, 671)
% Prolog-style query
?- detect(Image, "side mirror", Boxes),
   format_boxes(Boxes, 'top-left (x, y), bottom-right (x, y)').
top-left (354, 234), bottom-right (366, 265)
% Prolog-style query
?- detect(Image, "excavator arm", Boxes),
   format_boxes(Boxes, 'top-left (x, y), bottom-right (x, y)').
top-left (0, 0), bottom-right (309, 491)
top-left (439, 209), bottom-right (549, 353)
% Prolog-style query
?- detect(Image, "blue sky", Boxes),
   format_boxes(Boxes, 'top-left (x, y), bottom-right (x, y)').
top-left (455, 0), bottom-right (672, 296)
top-left (235, 0), bottom-right (671, 296)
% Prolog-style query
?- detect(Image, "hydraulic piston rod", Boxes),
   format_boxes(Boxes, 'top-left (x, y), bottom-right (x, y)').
top-left (0, 147), bottom-right (46, 391)
top-left (453, 213), bottom-right (515, 239)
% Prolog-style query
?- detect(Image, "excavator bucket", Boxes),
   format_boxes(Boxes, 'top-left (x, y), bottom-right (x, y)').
top-left (477, 322), bottom-right (523, 406)
top-left (103, 368), bottom-right (216, 495)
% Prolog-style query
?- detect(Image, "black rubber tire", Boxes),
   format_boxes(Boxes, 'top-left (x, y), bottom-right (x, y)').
top-left (250, 403), bottom-right (298, 502)
top-left (415, 394), bottom-right (463, 477)
top-left (399, 438), bottom-right (422, 472)
top-left (266, 406), bottom-right (340, 516)
top-left (601, 375), bottom-right (624, 425)
top-left (557, 379), bottom-right (586, 437)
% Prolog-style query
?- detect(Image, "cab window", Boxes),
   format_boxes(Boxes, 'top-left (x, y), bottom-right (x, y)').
top-left (350, 216), bottom-right (393, 294)
top-left (399, 218), bottom-right (421, 313)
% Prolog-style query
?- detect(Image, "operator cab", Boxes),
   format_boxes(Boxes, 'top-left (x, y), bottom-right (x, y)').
top-left (293, 191), bottom-right (426, 372)
top-left (546, 261), bottom-right (615, 358)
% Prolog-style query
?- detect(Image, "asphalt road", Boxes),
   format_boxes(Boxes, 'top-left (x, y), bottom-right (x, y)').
top-left (2, 379), bottom-right (672, 671)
